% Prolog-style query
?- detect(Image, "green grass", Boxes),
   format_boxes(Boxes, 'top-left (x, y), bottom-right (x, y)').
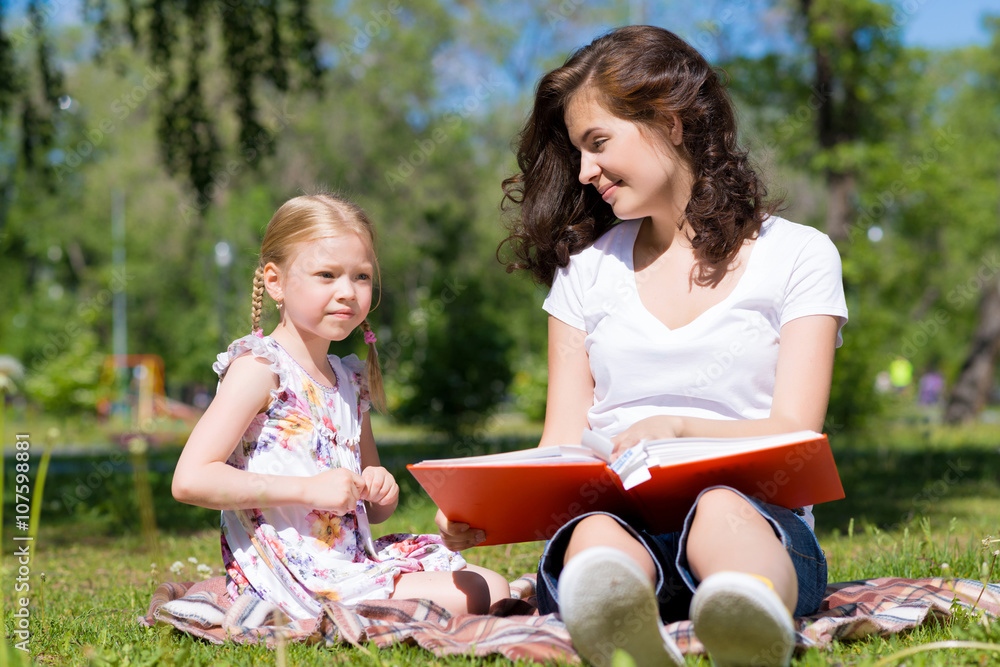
top-left (3, 422), bottom-right (1000, 665)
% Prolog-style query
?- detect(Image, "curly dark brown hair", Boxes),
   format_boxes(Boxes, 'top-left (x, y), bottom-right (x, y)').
top-left (499, 25), bottom-right (780, 286)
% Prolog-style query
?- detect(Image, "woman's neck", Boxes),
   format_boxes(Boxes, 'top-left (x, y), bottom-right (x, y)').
top-left (634, 214), bottom-right (694, 266)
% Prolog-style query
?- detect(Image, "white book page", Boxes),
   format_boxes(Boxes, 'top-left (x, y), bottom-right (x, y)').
top-left (644, 430), bottom-right (822, 466)
top-left (412, 445), bottom-right (599, 467)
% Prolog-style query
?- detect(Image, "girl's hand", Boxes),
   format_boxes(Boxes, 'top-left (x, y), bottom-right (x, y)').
top-left (302, 468), bottom-right (366, 515)
top-left (361, 466), bottom-right (399, 507)
top-left (435, 509), bottom-right (485, 551)
top-left (610, 415), bottom-right (683, 460)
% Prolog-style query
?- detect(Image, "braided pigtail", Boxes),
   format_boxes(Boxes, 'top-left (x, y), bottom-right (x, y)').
top-left (360, 319), bottom-right (387, 413)
top-left (250, 265), bottom-right (266, 336)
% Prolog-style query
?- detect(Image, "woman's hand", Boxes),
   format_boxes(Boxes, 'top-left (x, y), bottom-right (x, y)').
top-left (361, 466), bottom-right (399, 507)
top-left (435, 508), bottom-right (485, 551)
top-left (610, 415), bottom-right (683, 459)
top-left (301, 468), bottom-right (366, 515)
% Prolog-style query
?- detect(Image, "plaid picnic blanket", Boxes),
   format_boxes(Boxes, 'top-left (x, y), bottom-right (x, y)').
top-left (140, 574), bottom-right (1000, 662)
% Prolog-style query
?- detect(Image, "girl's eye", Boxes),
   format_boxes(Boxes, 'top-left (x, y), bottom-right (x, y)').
top-left (319, 272), bottom-right (335, 279)
top-left (356, 273), bottom-right (372, 282)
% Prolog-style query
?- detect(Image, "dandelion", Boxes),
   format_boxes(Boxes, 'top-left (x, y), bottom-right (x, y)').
top-left (0, 355), bottom-right (24, 393)
top-left (128, 435), bottom-right (148, 455)
top-left (170, 561), bottom-right (185, 575)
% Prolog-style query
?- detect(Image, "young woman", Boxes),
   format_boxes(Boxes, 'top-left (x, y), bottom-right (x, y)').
top-left (438, 26), bottom-right (847, 667)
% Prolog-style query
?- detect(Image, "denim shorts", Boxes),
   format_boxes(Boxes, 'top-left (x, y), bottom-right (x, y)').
top-left (535, 485), bottom-right (828, 622)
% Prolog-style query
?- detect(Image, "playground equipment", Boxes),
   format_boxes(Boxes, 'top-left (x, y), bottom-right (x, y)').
top-left (99, 354), bottom-right (202, 428)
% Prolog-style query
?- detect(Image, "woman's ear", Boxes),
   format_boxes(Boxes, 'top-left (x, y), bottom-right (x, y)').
top-left (263, 262), bottom-right (283, 302)
top-left (668, 113), bottom-right (684, 146)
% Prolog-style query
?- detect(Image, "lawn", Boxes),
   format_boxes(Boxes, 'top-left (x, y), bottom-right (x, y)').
top-left (3, 421), bottom-right (1000, 666)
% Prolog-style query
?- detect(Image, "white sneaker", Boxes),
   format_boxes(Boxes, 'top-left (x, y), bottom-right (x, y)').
top-left (689, 572), bottom-right (795, 667)
top-left (558, 546), bottom-right (684, 667)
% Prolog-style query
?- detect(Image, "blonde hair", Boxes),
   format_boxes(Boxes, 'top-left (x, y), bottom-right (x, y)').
top-left (250, 193), bottom-right (387, 413)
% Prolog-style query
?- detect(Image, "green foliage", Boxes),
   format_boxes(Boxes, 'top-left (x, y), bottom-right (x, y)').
top-left (396, 277), bottom-right (513, 435)
top-left (24, 328), bottom-right (104, 414)
top-left (392, 205), bottom-right (516, 434)
top-left (2, 2), bottom-right (999, 435)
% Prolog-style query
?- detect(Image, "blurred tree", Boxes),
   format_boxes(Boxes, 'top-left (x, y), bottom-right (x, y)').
top-left (392, 205), bottom-right (514, 436)
top-left (1, 0), bottom-right (323, 208)
top-left (941, 18), bottom-right (1000, 423)
top-left (794, 0), bottom-right (901, 241)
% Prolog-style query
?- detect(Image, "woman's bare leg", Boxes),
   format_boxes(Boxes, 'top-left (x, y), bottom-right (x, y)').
top-left (685, 488), bottom-right (797, 611)
top-left (563, 514), bottom-right (657, 582)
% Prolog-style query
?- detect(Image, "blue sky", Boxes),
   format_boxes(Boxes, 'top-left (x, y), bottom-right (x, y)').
top-left (902, 0), bottom-right (997, 48)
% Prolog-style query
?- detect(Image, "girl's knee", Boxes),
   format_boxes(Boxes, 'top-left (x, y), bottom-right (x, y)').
top-left (467, 564), bottom-right (511, 601)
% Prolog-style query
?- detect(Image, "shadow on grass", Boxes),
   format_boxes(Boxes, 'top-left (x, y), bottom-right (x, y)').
top-left (814, 437), bottom-right (1000, 538)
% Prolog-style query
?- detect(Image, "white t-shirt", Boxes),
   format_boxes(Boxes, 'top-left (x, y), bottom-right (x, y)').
top-left (543, 216), bottom-right (848, 438)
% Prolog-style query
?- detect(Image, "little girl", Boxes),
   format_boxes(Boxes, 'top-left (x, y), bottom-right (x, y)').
top-left (173, 193), bottom-right (510, 620)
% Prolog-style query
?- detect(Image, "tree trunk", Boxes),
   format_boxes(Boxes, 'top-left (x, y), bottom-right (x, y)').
top-left (825, 170), bottom-right (854, 241)
top-left (944, 279), bottom-right (1000, 424)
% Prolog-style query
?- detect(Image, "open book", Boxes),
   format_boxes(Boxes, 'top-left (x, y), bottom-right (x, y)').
top-left (407, 430), bottom-right (844, 546)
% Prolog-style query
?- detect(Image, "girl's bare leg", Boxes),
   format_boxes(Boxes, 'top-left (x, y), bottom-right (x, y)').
top-left (685, 488), bottom-right (797, 611)
top-left (391, 565), bottom-right (510, 615)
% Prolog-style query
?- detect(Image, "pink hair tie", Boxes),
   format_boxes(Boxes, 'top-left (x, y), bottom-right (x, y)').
top-left (253, 328), bottom-right (264, 338)
top-left (364, 330), bottom-right (377, 344)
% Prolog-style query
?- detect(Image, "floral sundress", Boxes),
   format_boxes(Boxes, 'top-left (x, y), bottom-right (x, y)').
top-left (215, 334), bottom-right (466, 620)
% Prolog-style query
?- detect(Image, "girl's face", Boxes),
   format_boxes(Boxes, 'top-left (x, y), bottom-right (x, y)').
top-left (267, 232), bottom-right (374, 343)
top-left (564, 87), bottom-right (694, 225)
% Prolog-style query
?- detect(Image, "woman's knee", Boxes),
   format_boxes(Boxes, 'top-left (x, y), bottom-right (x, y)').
top-left (563, 514), bottom-right (656, 580)
top-left (691, 488), bottom-right (761, 530)
top-left (690, 488), bottom-right (774, 539)
top-left (565, 514), bottom-right (636, 557)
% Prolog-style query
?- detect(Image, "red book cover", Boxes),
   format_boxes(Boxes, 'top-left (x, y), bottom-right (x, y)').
top-left (408, 432), bottom-right (844, 546)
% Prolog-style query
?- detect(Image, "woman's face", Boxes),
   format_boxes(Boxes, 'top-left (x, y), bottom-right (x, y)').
top-left (564, 87), bottom-right (693, 225)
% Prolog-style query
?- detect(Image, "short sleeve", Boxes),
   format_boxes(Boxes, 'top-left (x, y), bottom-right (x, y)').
top-left (338, 354), bottom-right (371, 414)
top-left (543, 261), bottom-right (587, 330)
top-left (212, 335), bottom-right (289, 398)
top-left (780, 234), bottom-right (849, 347)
